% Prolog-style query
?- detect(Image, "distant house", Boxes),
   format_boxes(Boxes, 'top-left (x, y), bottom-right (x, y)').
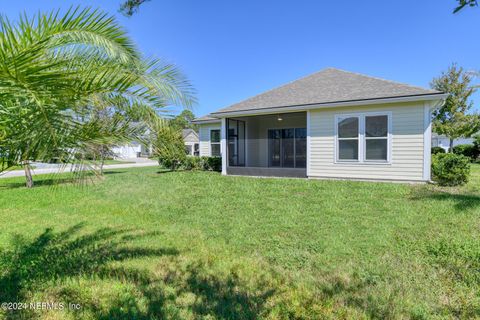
top-left (183, 129), bottom-right (199, 156)
top-left (193, 68), bottom-right (448, 182)
top-left (112, 142), bottom-right (152, 159)
top-left (432, 133), bottom-right (475, 152)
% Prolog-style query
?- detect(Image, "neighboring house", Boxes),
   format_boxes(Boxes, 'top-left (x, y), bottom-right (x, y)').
top-left (183, 129), bottom-right (200, 156)
top-left (112, 142), bottom-right (151, 159)
top-left (432, 133), bottom-right (475, 152)
top-left (192, 68), bottom-right (447, 182)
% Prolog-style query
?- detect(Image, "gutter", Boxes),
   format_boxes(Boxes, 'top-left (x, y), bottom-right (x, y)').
top-left (191, 119), bottom-right (221, 124)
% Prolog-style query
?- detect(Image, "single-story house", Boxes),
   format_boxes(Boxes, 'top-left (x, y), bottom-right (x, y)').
top-left (112, 142), bottom-right (148, 159)
top-left (183, 128), bottom-right (200, 156)
top-left (192, 68), bottom-right (447, 182)
top-left (432, 133), bottom-right (476, 152)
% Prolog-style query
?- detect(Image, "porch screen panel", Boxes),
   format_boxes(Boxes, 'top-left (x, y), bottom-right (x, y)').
top-left (268, 129), bottom-right (281, 167)
top-left (282, 129), bottom-right (295, 168)
top-left (237, 120), bottom-right (245, 166)
top-left (268, 128), bottom-right (306, 168)
top-left (295, 128), bottom-right (307, 168)
top-left (227, 119), bottom-right (245, 166)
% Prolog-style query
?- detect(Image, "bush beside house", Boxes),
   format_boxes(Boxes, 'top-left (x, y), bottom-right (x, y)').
top-left (431, 146), bottom-right (446, 155)
top-left (158, 155), bottom-right (221, 172)
top-left (452, 144), bottom-right (479, 161)
top-left (431, 153), bottom-right (471, 186)
top-left (183, 156), bottom-right (221, 172)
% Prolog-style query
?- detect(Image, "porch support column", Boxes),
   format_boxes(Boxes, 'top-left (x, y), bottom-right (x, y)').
top-left (221, 117), bottom-right (227, 175)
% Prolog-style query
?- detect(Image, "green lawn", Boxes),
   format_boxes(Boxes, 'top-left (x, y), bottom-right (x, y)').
top-left (0, 165), bottom-right (479, 319)
top-left (4, 165), bottom-right (35, 171)
top-left (85, 159), bottom-right (135, 165)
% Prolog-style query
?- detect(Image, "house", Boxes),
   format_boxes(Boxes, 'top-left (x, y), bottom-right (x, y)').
top-left (432, 133), bottom-right (475, 152)
top-left (183, 129), bottom-right (200, 156)
top-left (112, 143), bottom-right (143, 159)
top-left (112, 142), bottom-right (152, 159)
top-left (192, 68), bottom-right (447, 182)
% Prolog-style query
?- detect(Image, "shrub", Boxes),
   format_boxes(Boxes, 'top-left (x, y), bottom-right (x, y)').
top-left (183, 156), bottom-right (203, 170)
top-left (473, 135), bottom-right (480, 161)
top-left (431, 153), bottom-right (470, 186)
top-left (176, 156), bottom-right (222, 172)
top-left (431, 146), bottom-right (446, 155)
top-left (201, 156), bottom-right (221, 172)
top-left (154, 126), bottom-right (186, 171)
top-left (452, 144), bottom-right (479, 161)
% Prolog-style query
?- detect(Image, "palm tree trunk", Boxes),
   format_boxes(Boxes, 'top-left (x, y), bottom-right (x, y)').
top-left (99, 146), bottom-right (106, 175)
top-left (449, 138), bottom-right (454, 153)
top-left (23, 162), bottom-right (33, 188)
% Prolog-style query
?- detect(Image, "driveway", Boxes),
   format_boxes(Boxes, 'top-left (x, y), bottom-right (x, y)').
top-left (0, 158), bottom-right (158, 179)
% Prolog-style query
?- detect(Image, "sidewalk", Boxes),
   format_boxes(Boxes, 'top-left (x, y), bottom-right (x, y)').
top-left (0, 159), bottom-right (158, 179)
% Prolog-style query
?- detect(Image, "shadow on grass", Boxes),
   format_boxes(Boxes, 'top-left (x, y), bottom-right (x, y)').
top-left (156, 170), bottom-right (181, 174)
top-left (102, 170), bottom-right (127, 175)
top-left (0, 224), bottom-right (275, 319)
top-left (0, 177), bottom-right (77, 190)
top-left (410, 187), bottom-right (480, 211)
top-left (0, 171), bottom-right (127, 190)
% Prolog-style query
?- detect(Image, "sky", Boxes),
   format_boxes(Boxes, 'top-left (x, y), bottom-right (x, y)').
top-left (2, 0), bottom-right (479, 115)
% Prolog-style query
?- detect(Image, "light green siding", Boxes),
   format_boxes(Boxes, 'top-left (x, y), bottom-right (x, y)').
top-left (198, 123), bottom-right (221, 156)
top-left (309, 102), bottom-right (427, 181)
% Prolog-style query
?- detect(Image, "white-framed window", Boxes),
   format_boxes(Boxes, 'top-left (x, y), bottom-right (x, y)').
top-left (210, 129), bottom-right (221, 157)
top-left (337, 117), bottom-right (359, 161)
top-left (335, 112), bottom-right (391, 163)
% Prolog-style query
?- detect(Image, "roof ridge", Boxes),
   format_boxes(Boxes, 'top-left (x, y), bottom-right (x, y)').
top-left (325, 67), bottom-right (438, 93)
top-left (214, 68), bottom-right (340, 112)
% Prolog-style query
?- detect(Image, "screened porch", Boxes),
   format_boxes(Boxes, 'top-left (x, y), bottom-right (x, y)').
top-left (225, 112), bottom-right (307, 177)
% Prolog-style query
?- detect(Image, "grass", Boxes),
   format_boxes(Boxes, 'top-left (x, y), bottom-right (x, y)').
top-left (85, 159), bottom-right (135, 165)
top-left (0, 165), bottom-right (479, 319)
top-left (4, 165), bottom-right (35, 171)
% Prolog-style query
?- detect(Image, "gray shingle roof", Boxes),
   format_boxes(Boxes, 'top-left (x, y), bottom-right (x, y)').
top-left (211, 68), bottom-right (442, 115)
top-left (192, 114), bottom-right (220, 123)
top-left (182, 128), bottom-right (198, 139)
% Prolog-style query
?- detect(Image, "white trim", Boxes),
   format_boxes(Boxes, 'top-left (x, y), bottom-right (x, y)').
top-left (334, 111), bottom-right (392, 165)
top-left (210, 94), bottom-right (448, 118)
top-left (221, 118), bottom-right (227, 175)
top-left (423, 102), bottom-right (432, 181)
top-left (306, 110), bottom-right (311, 177)
top-left (192, 119), bottom-right (221, 124)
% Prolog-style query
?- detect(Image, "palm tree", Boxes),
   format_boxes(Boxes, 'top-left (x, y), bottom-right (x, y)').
top-left (0, 7), bottom-right (195, 187)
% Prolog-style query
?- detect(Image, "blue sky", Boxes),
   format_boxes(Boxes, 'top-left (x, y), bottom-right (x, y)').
top-left (2, 0), bottom-right (479, 115)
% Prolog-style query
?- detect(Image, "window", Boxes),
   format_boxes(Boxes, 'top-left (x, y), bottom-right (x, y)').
top-left (337, 117), bottom-right (359, 161)
top-left (336, 113), bottom-right (390, 163)
top-left (210, 129), bottom-right (221, 157)
top-left (185, 145), bottom-right (192, 155)
top-left (365, 115), bottom-right (388, 161)
top-left (194, 143), bottom-right (199, 156)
